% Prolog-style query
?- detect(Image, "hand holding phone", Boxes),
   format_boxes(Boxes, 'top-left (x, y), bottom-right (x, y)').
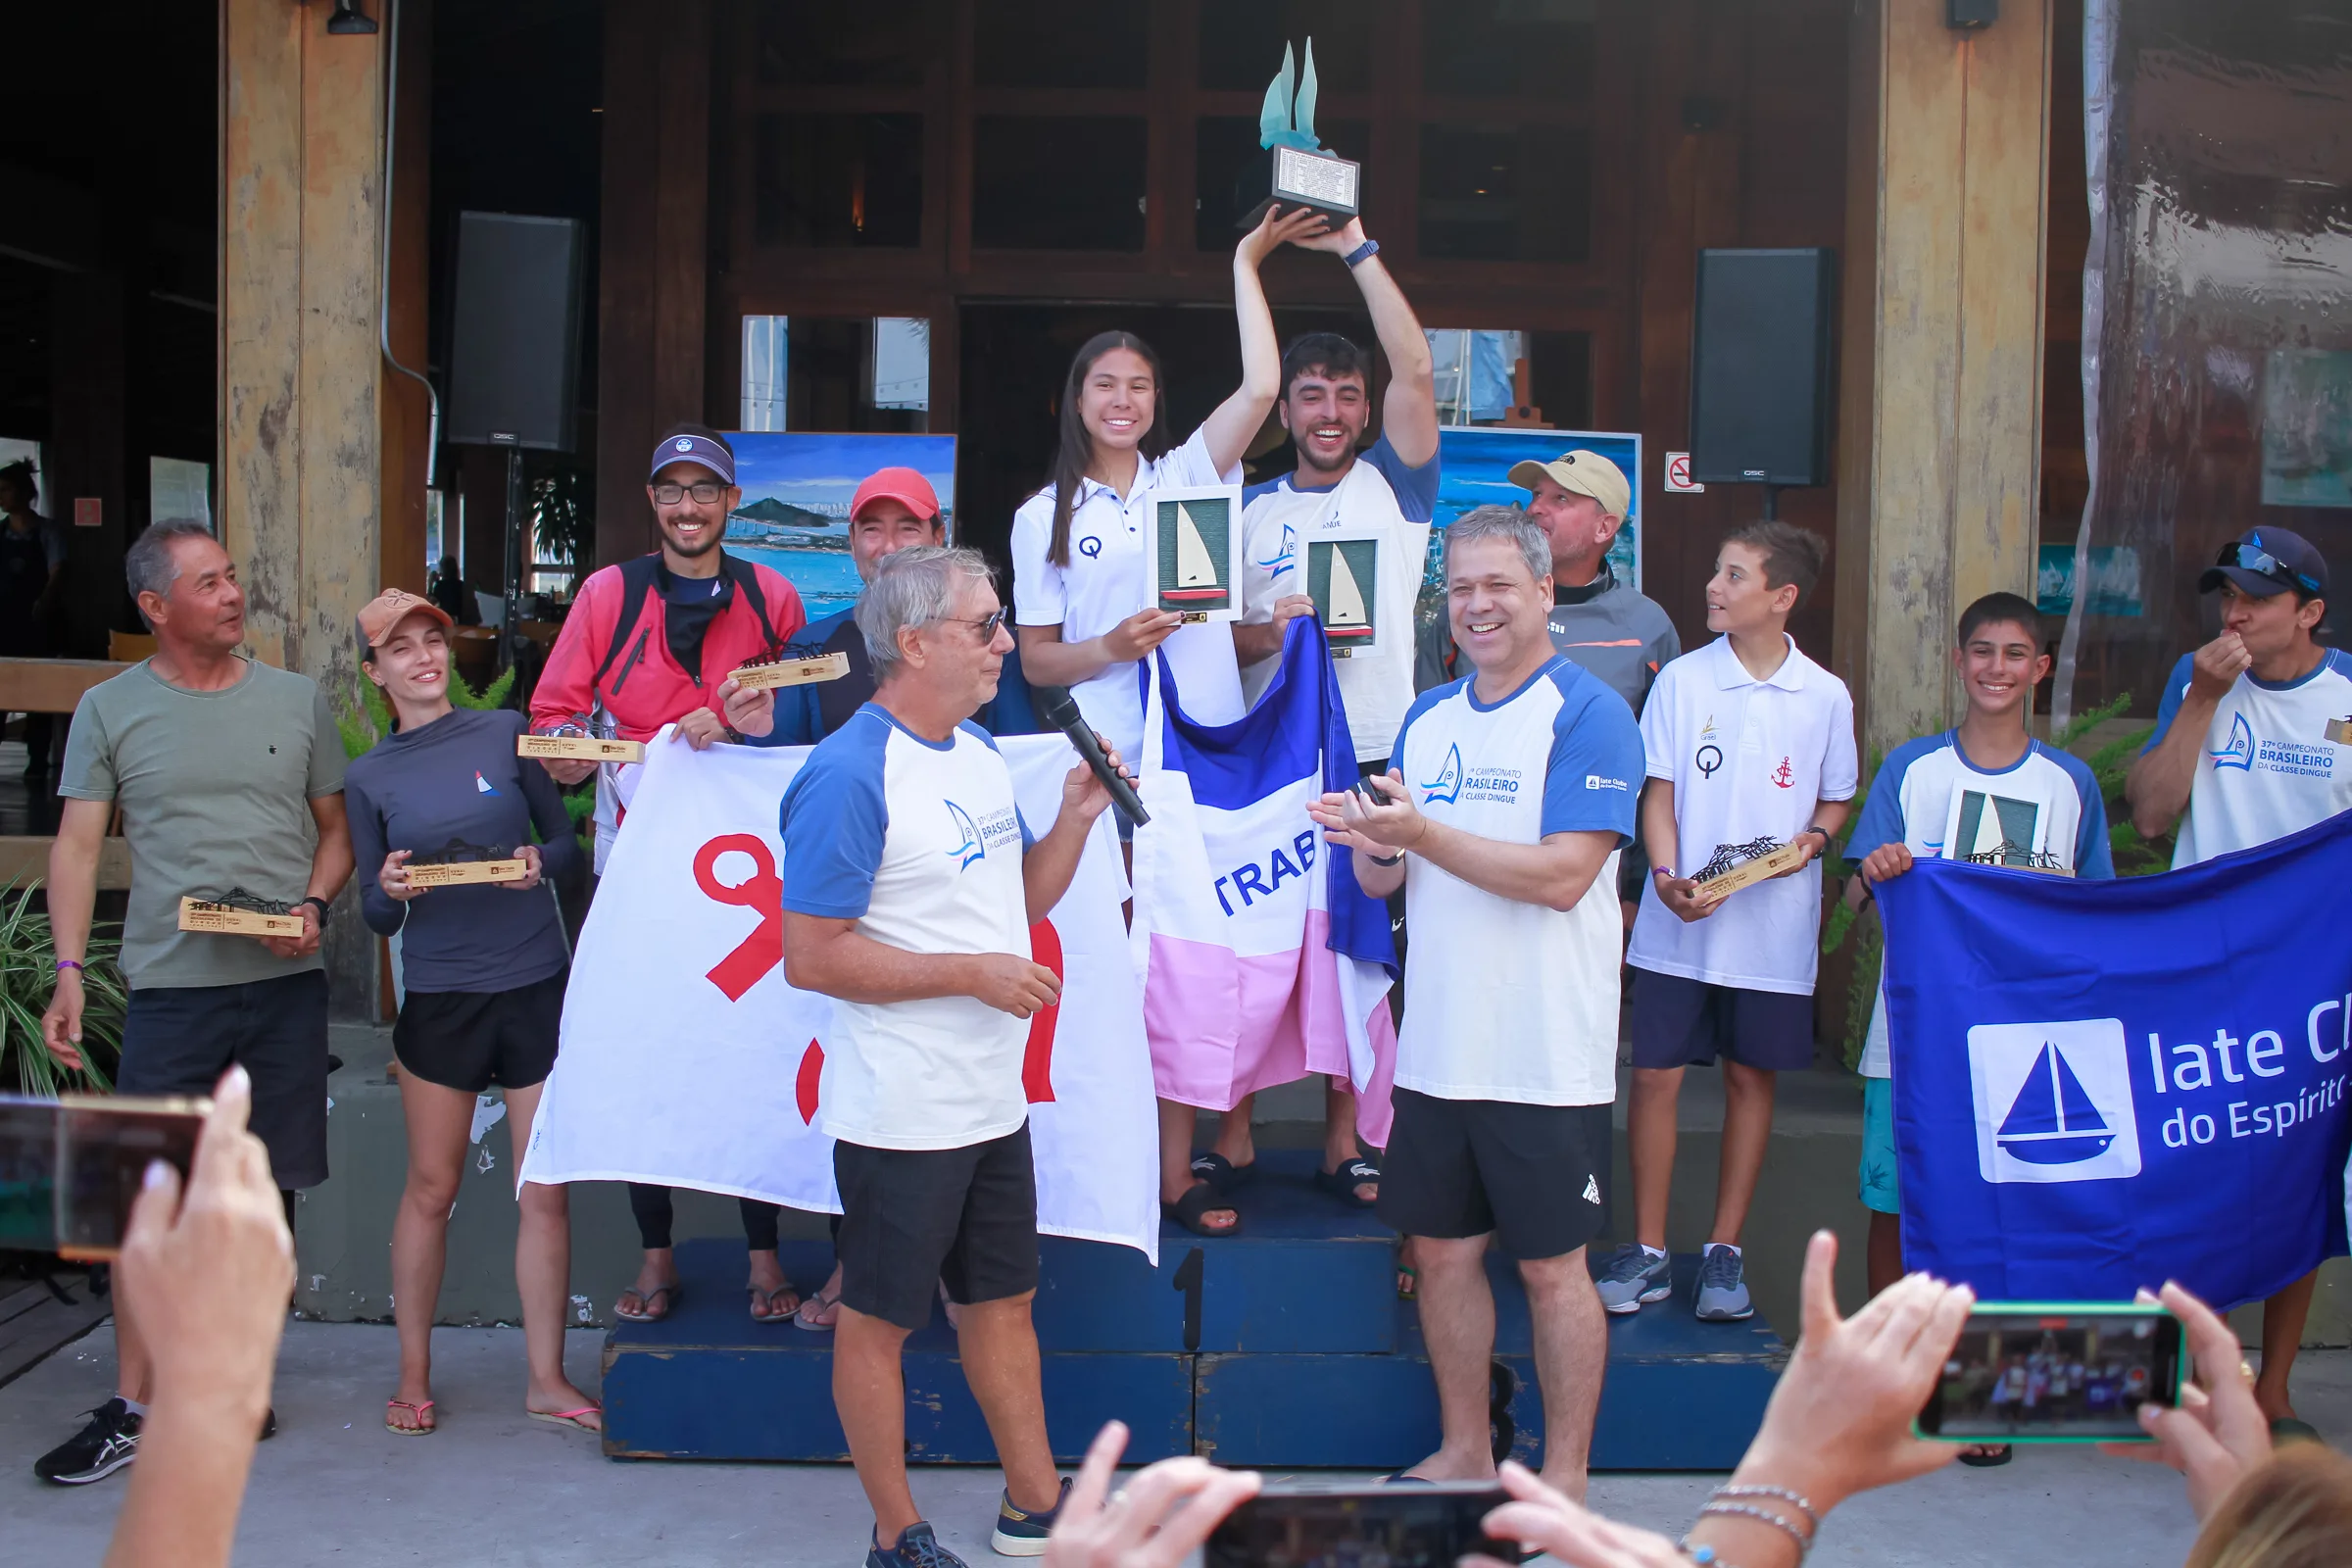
top-left (0, 1094), bottom-right (207, 1259)
top-left (1915, 1303), bottom-right (2183, 1444)
top-left (1206, 1481), bottom-right (1512, 1568)
top-left (2101, 1283), bottom-right (2276, 1521)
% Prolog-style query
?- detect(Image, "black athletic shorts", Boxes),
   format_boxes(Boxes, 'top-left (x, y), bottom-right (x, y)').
top-left (833, 1122), bottom-right (1038, 1332)
top-left (1628, 968), bottom-right (1817, 1072)
top-left (1376, 1087), bottom-right (1611, 1260)
top-left (393, 969), bottom-right (565, 1094)
top-left (118, 970), bottom-right (330, 1190)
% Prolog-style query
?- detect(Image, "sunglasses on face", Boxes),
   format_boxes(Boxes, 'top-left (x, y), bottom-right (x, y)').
top-left (652, 481), bottom-right (726, 506)
top-left (2218, 540), bottom-right (2321, 596)
top-left (946, 609), bottom-right (1010, 639)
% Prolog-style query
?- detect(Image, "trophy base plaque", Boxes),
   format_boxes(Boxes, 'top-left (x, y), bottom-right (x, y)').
top-left (519, 734), bottom-right (645, 763)
top-left (405, 858), bottom-right (530, 889)
top-left (1691, 841), bottom-right (1811, 906)
top-left (1235, 145), bottom-right (1362, 231)
top-left (1178, 612), bottom-right (1209, 625)
top-left (177, 898), bottom-right (304, 938)
top-left (731, 653), bottom-right (852, 692)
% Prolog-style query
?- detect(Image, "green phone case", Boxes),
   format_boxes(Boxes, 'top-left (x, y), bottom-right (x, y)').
top-left (1914, 1300), bottom-right (2183, 1445)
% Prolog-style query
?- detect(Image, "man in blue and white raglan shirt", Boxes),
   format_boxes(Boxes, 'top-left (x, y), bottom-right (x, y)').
top-left (1309, 506), bottom-right (1642, 1499)
top-left (1841, 592), bottom-right (2113, 1315)
top-left (779, 548), bottom-right (1125, 1568)
top-left (1213, 215), bottom-right (1440, 1210)
top-left (2127, 526), bottom-right (2351, 1441)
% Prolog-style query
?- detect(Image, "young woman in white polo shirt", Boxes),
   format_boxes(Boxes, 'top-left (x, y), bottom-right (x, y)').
top-left (1011, 207), bottom-right (1328, 776)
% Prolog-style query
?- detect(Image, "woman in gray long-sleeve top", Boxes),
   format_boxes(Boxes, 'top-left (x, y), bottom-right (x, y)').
top-left (342, 589), bottom-right (599, 1437)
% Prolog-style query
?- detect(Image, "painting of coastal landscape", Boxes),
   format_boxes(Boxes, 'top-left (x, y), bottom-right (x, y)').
top-left (722, 432), bottom-right (956, 619)
top-left (1423, 428), bottom-right (1642, 614)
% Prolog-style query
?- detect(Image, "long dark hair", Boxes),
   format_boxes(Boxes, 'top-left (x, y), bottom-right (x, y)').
top-left (1046, 331), bottom-right (1170, 567)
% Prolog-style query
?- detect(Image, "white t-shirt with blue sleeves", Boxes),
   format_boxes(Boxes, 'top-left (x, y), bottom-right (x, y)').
top-left (1843, 730), bottom-right (2113, 1078)
top-left (2144, 648), bottom-right (2352, 867)
top-left (1388, 657), bottom-right (1642, 1107)
top-left (1236, 434), bottom-right (1442, 762)
top-left (780, 704), bottom-right (1036, 1152)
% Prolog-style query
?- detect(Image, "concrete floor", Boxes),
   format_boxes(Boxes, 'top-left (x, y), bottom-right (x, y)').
top-left (3, 1321), bottom-right (2346, 1567)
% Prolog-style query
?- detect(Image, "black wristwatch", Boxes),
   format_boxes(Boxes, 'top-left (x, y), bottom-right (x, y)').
top-left (1798, 825), bottom-right (1833, 848)
top-left (300, 895), bottom-right (332, 923)
top-left (1366, 849), bottom-right (1404, 867)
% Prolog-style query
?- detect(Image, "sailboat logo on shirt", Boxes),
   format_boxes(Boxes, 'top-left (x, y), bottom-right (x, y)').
top-left (1255, 522), bottom-right (1298, 576)
top-left (1422, 744), bottom-right (1464, 806)
top-left (944, 801), bottom-right (987, 870)
top-left (474, 771), bottom-right (500, 796)
top-left (2211, 712), bottom-right (2256, 772)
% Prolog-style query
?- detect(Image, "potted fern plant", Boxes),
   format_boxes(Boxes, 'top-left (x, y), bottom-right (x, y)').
top-left (0, 883), bottom-right (126, 1095)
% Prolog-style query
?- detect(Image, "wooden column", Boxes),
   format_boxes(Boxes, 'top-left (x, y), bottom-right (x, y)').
top-left (1834, 0), bottom-right (2054, 758)
top-left (595, 0), bottom-right (711, 569)
top-left (220, 0), bottom-right (386, 1013)
top-left (379, 0), bottom-right (434, 597)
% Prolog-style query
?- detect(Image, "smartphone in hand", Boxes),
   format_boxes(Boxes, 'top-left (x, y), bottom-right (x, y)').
top-left (0, 1095), bottom-right (208, 1260)
top-left (1915, 1301), bottom-right (2183, 1444)
top-left (1207, 1482), bottom-right (1512, 1568)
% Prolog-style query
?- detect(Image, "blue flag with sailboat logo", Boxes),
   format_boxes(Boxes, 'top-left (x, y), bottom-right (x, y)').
top-left (1877, 810), bottom-right (2352, 1307)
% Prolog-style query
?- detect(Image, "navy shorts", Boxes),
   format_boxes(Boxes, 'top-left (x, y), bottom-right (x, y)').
top-left (1628, 968), bottom-right (1816, 1072)
top-left (833, 1123), bottom-right (1039, 1331)
top-left (118, 970), bottom-right (330, 1190)
top-left (1377, 1089), bottom-right (1612, 1261)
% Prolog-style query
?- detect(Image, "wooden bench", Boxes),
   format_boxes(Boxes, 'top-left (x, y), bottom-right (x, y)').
top-left (0, 657), bottom-right (140, 891)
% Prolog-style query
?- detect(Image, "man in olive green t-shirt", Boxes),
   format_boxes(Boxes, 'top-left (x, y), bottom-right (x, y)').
top-left (34, 519), bottom-right (353, 1487)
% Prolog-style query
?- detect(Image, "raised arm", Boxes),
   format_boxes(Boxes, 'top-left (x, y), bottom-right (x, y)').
top-left (1297, 218), bottom-right (1438, 466)
top-left (2129, 639), bottom-right (2244, 839)
top-left (1197, 207), bottom-right (1333, 474)
top-left (1020, 743), bottom-right (1127, 920)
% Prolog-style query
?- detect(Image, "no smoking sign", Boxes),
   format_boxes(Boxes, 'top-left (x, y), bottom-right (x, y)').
top-left (1664, 452), bottom-right (1705, 494)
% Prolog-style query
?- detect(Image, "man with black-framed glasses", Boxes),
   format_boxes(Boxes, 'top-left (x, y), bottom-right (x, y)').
top-left (2128, 524), bottom-right (2348, 1442)
top-left (530, 420), bottom-right (809, 1330)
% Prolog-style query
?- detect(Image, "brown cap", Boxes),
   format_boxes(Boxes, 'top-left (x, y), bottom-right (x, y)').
top-left (356, 587), bottom-right (454, 657)
top-left (1507, 449), bottom-right (1632, 521)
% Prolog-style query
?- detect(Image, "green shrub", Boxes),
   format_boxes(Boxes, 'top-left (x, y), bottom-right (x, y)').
top-left (0, 883), bottom-right (125, 1095)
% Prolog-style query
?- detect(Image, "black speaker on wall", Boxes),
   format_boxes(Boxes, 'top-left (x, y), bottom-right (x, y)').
top-left (1689, 247), bottom-right (1836, 490)
top-left (446, 211), bottom-right (583, 452)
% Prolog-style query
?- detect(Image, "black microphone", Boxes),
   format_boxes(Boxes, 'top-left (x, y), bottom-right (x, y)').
top-left (1033, 685), bottom-right (1149, 828)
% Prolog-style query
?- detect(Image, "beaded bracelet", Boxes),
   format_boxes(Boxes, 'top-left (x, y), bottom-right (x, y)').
top-left (1693, 1500), bottom-right (1812, 1559)
top-left (1713, 1485), bottom-right (1820, 1531)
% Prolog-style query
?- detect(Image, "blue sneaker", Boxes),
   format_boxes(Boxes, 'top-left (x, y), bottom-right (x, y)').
top-left (991, 1477), bottom-right (1072, 1556)
top-left (1593, 1243), bottom-right (1673, 1315)
top-left (870, 1522), bottom-right (968, 1568)
top-left (1693, 1244), bottom-right (1753, 1322)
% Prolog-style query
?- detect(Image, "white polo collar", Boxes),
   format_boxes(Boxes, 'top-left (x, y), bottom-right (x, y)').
top-left (1711, 632), bottom-right (1809, 692)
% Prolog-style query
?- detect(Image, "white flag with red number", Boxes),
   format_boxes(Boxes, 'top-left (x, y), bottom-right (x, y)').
top-left (520, 728), bottom-right (1162, 1261)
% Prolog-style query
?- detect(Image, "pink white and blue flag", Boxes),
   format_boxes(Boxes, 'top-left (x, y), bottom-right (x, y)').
top-left (1132, 619), bottom-right (1400, 1144)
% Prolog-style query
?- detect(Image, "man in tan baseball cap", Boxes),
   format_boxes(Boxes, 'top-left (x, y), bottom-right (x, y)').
top-left (1506, 449), bottom-right (1634, 565)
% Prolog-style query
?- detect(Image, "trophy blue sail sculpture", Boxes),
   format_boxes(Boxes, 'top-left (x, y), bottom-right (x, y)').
top-left (1234, 37), bottom-right (1361, 229)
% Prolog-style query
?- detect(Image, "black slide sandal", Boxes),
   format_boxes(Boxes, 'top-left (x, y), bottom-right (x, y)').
top-left (1189, 1152), bottom-right (1256, 1194)
top-left (1162, 1182), bottom-right (1243, 1238)
top-left (1313, 1157), bottom-right (1381, 1208)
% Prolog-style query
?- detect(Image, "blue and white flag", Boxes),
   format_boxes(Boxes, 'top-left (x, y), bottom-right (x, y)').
top-left (1880, 811), bottom-right (2352, 1307)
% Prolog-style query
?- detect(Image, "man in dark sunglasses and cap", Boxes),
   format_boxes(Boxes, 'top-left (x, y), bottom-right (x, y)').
top-left (2128, 524), bottom-right (2348, 1442)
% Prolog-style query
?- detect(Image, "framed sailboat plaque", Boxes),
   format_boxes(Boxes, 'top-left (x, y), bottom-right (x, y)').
top-left (1306, 536), bottom-right (1381, 657)
top-left (1145, 485), bottom-right (1242, 623)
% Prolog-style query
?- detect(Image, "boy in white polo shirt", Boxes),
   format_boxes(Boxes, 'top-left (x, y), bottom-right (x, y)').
top-left (1602, 521), bottom-right (1857, 1322)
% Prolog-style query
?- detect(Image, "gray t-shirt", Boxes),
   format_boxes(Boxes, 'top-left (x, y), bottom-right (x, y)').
top-left (59, 659), bottom-right (347, 990)
top-left (1414, 564), bottom-right (1682, 717)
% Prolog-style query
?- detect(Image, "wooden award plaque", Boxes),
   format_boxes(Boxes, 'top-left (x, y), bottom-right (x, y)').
top-left (517, 734), bottom-right (644, 763)
top-left (730, 652), bottom-right (851, 691)
top-left (404, 858), bottom-right (530, 889)
top-left (1690, 840), bottom-right (1811, 906)
top-left (177, 897), bottom-right (304, 938)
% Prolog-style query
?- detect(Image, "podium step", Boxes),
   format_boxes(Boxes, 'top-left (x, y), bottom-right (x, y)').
top-left (602, 1152), bottom-right (1786, 1468)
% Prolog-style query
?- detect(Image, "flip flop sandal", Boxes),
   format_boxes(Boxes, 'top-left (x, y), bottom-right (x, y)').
top-left (748, 1285), bottom-right (802, 1322)
top-left (1189, 1152), bottom-right (1257, 1194)
top-left (1162, 1181), bottom-right (1243, 1238)
top-left (794, 1281), bottom-right (843, 1333)
top-left (527, 1405), bottom-right (603, 1434)
top-left (1956, 1445), bottom-right (2013, 1467)
top-left (1395, 1264), bottom-right (1419, 1301)
top-left (612, 1283), bottom-right (679, 1323)
top-left (1313, 1157), bottom-right (1381, 1209)
top-left (384, 1398), bottom-right (436, 1436)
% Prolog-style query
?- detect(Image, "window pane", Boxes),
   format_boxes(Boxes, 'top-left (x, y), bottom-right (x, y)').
top-left (973, 0), bottom-right (1146, 89)
top-left (1196, 3), bottom-right (1372, 93)
top-left (149, 456), bottom-right (212, 530)
top-left (754, 115), bottom-right (924, 247)
top-left (754, 0), bottom-right (932, 87)
top-left (973, 117), bottom-right (1147, 251)
top-left (744, 317), bottom-right (934, 434)
top-left (1423, 0), bottom-right (1596, 99)
top-left (1195, 116), bottom-right (1368, 250)
top-left (742, 316), bottom-right (790, 431)
top-left (1418, 123), bottom-right (1591, 263)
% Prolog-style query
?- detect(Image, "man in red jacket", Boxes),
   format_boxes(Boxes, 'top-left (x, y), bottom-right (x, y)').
top-left (531, 421), bottom-right (808, 1326)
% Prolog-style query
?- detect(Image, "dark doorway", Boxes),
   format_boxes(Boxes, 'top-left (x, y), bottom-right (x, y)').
top-left (955, 302), bottom-right (1376, 592)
